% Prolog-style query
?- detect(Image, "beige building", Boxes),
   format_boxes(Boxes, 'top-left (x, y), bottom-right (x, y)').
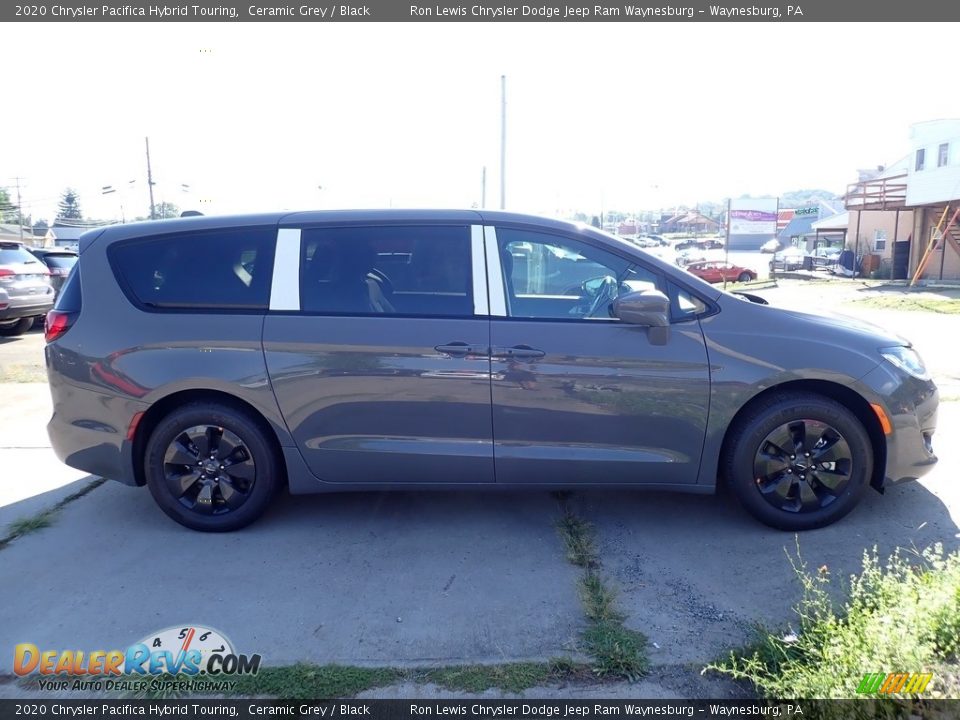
top-left (845, 119), bottom-right (960, 281)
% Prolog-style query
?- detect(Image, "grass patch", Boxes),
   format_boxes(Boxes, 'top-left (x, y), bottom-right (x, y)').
top-left (7, 513), bottom-right (52, 537)
top-left (415, 659), bottom-right (585, 694)
top-left (75, 659), bottom-right (591, 700)
top-left (556, 511), bottom-right (598, 568)
top-left (579, 573), bottom-right (621, 623)
top-left (554, 497), bottom-right (649, 682)
top-left (232, 664), bottom-right (400, 699)
top-left (705, 543), bottom-right (960, 699)
top-left (0, 478), bottom-right (106, 550)
top-left (581, 622), bottom-right (648, 682)
top-left (849, 296), bottom-right (960, 314)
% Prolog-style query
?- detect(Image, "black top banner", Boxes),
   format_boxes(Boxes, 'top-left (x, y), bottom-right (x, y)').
top-left (5, 0), bottom-right (960, 22)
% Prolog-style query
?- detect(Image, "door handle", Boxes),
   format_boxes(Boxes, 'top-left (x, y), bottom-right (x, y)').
top-left (435, 342), bottom-right (486, 357)
top-left (492, 345), bottom-right (546, 360)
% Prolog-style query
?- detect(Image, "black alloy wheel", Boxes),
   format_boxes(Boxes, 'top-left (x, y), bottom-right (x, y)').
top-left (753, 419), bottom-right (852, 514)
top-left (163, 425), bottom-right (256, 515)
top-left (723, 393), bottom-right (872, 530)
top-left (145, 402), bottom-right (280, 531)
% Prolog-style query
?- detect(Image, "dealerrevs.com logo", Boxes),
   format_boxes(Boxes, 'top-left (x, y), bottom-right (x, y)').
top-left (14, 625), bottom-right (261, 693)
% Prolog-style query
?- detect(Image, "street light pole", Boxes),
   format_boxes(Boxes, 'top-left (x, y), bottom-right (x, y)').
top-left (500, 75), bottom-right (506, 210)
top-left (145, 137), bottom-right (156, 220)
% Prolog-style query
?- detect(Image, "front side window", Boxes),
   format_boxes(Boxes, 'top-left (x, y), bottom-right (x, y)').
top-left (916, 148), bottom-right (926, 171)
top-left (496, 228), bottom-right (661, 321)
top-left (109, 227), bottom-right (276, 310)
top-left (938, 143), bottom-right (949, 167)
top-left (299, 225), bottom-right (473, 317)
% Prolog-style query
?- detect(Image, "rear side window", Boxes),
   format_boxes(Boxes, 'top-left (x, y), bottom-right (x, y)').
top-left (109, 227), bottom-right (276, 310)
top-left (299, 225), bottom-right (473, 317)
top-left (0, 244), bottom-right (41, 265)
top-left (55, 265), bottom-right (82, 312)
top-left (43, 254), bottom-right (77, 269)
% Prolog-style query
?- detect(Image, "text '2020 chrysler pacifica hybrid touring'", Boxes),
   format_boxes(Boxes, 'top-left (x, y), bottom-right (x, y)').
top-left (44, 211), bottom-right (938, 531)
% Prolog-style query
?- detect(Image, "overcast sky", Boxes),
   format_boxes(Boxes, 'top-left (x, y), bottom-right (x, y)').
top-left (3, 22), bottom-right (957, 223)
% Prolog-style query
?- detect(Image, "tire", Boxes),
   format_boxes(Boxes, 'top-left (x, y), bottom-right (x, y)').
top-left (144, 402), bottom-right (280, 531)
top-left (737, 272), bottom-right (752, 283)
top-left (722, 393), bottom-right (872, 531)
top-left (0, 318), bottom-right (33, 336)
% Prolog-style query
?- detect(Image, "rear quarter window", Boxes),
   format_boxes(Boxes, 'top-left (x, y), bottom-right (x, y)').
top-left (108, 227), bottom-right (276, 311)
top-left (55, 264), bottom-right (82, 312)
top-left (43, 254), bottom-right (77, 269)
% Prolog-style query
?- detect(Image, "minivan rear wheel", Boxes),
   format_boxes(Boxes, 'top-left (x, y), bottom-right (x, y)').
top-left (144, 403), bottom-right (280, 531)
top-left (723, 393), bottom-right (872, 530)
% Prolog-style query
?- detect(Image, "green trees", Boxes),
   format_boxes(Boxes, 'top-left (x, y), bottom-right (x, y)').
top-left (57, 189), bottom-right (83, 220)
top-left (0, 187), bottom-right (18, 224)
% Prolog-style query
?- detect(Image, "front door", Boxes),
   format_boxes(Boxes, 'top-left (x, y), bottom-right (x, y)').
top-left (486, 226), bottom-right (711, 486)
top-left (263, 224), bottom-right (494, 485)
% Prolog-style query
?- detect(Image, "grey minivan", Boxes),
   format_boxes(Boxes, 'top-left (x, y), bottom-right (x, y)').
top-left (44, 211), bottom-right (938, 532)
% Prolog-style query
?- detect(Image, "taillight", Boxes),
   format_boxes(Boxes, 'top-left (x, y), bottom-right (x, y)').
top-left (0, 268), bottom-right (13, 281)
top-left (44, 310), bottom-right (76, 343)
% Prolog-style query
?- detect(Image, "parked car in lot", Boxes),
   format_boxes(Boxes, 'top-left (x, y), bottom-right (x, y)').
top-left (771, 246), bottom-right (806, 271)
top-left (26, 247), bottom-right (78, 297)
top-left (811, 246), bottom-right (842, 269)
top-left (631, 236), bottom-right (668, 248)
top-left (45, 211), bottom-right (938, 532)
top-left (760, 238), bottom-right (782, 253)
top-left (27, 248), bottom-right (77, 294)
top-left (685, 261), bottom-right (756, 284)
top-left (675, 237), bottom-right (724, 252)
top-left (0, 241), bottom-right (55, 336)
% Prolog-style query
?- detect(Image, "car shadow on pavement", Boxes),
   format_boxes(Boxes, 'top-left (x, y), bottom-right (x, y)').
top-left (0, 474), bottom-right (101, 531)
top-left (570, 479), bottom-right (959, 667)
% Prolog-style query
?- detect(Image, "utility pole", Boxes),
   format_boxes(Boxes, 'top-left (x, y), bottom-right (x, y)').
top-left (145, 137), bottom-right (156, 220)
top-left (723, 198), bottom-right (731, 291)
top-left (499, 75), bottom-right (506, 210)
top-left (13, 176), bottom-right (25, 242)
top-left (481, 166), bottom-right (487, 208)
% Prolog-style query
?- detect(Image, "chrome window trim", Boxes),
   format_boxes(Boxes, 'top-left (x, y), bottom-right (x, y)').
top-left (269, 228), bottom-right (301, 311)
top-left (470, 224), bottom-right (489, 316)
top-left (483, 225), bottom-right (507, 317)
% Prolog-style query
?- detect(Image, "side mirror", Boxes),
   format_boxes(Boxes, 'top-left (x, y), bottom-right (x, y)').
top-left (613, 290), bottom-right (670, 327)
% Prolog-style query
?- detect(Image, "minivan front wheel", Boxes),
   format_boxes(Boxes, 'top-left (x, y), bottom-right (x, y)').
top-left (723, 393), bottom-right (873, 530)
top-left (144, 403), bottom-right (280, 531)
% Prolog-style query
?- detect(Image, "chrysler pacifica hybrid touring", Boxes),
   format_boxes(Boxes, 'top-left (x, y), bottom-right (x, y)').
top-left (44, 211), bottom-right (938, 531)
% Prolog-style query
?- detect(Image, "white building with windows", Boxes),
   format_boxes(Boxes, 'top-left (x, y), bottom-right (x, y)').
top-left (845, 119), bottom-right (960, 281)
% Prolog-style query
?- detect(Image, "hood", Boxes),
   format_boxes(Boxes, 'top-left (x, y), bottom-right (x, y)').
top-left (779, 306), bottom-right (911, 347)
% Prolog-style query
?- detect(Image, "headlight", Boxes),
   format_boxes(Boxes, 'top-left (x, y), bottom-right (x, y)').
top-left (880, 346), bottom-right (930, 381)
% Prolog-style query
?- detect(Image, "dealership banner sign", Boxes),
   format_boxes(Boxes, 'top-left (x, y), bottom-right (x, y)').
top-left (728, 198), bottom-right (778, 235)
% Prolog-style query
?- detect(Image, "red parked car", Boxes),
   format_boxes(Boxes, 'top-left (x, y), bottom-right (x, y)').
top-left (685, 261), bottom-right (756, 283)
